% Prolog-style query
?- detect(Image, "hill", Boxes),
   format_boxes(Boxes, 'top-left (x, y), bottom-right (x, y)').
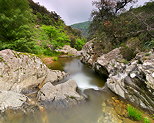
top-left (71, 21), bottom-right (91, 37)
top-left (0, 0), bottom-right (85, 56)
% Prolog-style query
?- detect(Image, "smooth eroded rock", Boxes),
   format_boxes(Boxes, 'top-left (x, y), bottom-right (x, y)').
top-left (0, 91), bottom-right (27, 111)
top-left (56, 45), bottom-right (81, 56)
top-left (38, 79), bottom-right (84, 107)
top-left (0, 49), bottom-right (67, 93)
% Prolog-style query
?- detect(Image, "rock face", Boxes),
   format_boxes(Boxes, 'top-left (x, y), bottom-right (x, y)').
top-left (0, 49), bottom-right (83, 111)
top-left (56, 45), bottom-right (81, 57)
top-left (81, 41), bottom-right (154, 112)
top-left (38, 80), bottom-right (83, 107)
top-left (81, 40), bottom-right (96, 66)
top-left (106, 51), bottom-right (154, 112)
top-left (0, 49), bottom-right (67, 93)
top-left (0, 91), bottom-right (27, 111)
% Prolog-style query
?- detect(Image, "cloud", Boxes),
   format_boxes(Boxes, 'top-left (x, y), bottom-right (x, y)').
top-left (32, 0), bottom-right (151, 25)
top-left (33, 0), bottom-right (94, 25)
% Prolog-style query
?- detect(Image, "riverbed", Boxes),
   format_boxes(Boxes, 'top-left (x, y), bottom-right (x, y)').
top-left (3, 57), bottom-right (131, 123)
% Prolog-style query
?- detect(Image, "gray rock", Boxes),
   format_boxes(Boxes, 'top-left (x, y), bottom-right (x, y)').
top-left (105, 51), bottom-right (154, 112)
top-left (0, 91), bottom-right (27, 112)
top-left (56, 45), bottom-right (81, 56)
top-left (81, 40), bottom-right (96, 66)
top-left (0, 49), bottom-right (67, 93)
top-left (38, 79), bottom-right (84, 107)
top-left (81, 41), bottom-right (154, 112)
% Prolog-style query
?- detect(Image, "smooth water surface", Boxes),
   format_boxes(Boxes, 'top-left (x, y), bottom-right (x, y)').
top-left (4, 57), bottom-right (117, 123)
top-left (49, 57), bottom-right (105, 90)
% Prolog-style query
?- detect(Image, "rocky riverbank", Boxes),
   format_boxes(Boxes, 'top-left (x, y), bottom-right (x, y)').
top-left (81, 40), bottom-right (154, 113)
top-left (0, 49), bottom-right (84, 112)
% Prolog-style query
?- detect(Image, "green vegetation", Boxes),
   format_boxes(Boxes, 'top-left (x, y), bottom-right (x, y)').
top-left (127, 104), bottom-right (142, 121)
top-left (52, 57), bottom-right (58, 61)
top-left (0, 0), bottom-right (85, 56)
top-left (89, 0), bottom-right (154, 60)
top-left (144, 117), bottom-right (151, 123)
top-left (127, 104), bottom-right (152, 123)
top-left (71, 21), bottom-right (91, 37)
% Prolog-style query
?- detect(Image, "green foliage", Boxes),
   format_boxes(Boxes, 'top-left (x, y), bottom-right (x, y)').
top-left (74, 38), bottom-right (86, 50)
top-left (145, 38), bottom-right (154, 49)
top-left (89, 1), bottom-right (154, 55)
top-left (0, 0), bottom-right (34, 42)
top-left (120, 46), bottom-right (136, 61)
top-left (0, 0), bottom-right (85, 57)
top-left (28, 0), bottom-right (64, 26)
top-left (52, 57), bottom-right (58, 61)
top-left (144, 117), bottom-right (151, 123)
top-left (127, 104), bottom-right (143, 121)
top-left (41, 25), bottom-right (70, 48)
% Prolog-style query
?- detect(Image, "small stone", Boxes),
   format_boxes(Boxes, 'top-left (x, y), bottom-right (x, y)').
top-left (130, 73), bottom-right (136, 78)
top-left (152, 73), bottom-right (154, 78)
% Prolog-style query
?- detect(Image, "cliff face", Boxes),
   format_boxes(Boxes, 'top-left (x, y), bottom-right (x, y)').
top-left (81, 40), bottom-right (154, 113)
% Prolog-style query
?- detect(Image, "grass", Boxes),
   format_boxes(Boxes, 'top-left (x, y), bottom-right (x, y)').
top-left (144, 117), bottom-right (151, 123)
top-left (127, 104), bottom-right (143, 121)
top-left (119, 59), bottom-right (129, 64)
top-left (127, 104), bottom-right (152, 123)
top-left (52, 57), bottom-right (58, 61)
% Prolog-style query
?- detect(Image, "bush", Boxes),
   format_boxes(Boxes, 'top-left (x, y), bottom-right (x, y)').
top-left (120, 46), bottom-right (136, 61)
top-left (74, 38), bottom-right (85, 50)
top-left (41, 25), bottom-right (70, 48)
top-left (52, 57), bottom-right (58, 61)
top-left (127, 104), bottom-right (143, 121)
top-left (144, 117), bottom-right (151, 123)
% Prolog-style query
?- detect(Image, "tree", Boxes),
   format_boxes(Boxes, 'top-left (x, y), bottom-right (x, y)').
top-left (0, 0), bottom-right (34, 42)
top-left (89, 0), bottom-right (136, 42)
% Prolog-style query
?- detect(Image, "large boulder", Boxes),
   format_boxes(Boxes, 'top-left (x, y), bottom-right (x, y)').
top-left (0, 49), bottom-right (67, 93)
top-left (56, 45), bottom-right (81, 57)
top-left (81, 40), bottom-right (96, 66)
top-left (38, 79), bottom-right (84, 107)
top-left (0, 49), bottom-right (84, 111)
top-left (81, 40), bottom-right (154, 112)
top-left (0, 91), bottom-right (27, 112)
top-left (106, 51), bottom-right (154, 112)
top-left (95, 48), bottom-right (123, 77)
top-left (95, 48), bottom-right (154, 112)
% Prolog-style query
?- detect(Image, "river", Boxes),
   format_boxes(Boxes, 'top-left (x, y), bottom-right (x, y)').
top-left (4, 57), bottom-right (125, 123)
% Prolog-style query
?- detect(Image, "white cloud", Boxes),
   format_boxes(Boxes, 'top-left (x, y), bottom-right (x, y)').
top-left (32, 0), bottom-right (151, 25)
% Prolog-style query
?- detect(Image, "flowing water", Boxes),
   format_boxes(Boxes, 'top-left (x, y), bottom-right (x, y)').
top-left (49, 58), bottom-right (105, 90)
top-left (4, 57), bottom-right (121, 123)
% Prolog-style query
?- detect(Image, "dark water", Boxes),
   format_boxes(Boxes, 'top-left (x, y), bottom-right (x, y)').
top-left (4, 57), bottom-right (117, 123)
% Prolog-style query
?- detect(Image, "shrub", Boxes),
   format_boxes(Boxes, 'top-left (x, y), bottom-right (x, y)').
top-left (41, 25), bottom-right (70, 48)
top-left (120, 46), bottom-right (136, 61)
top-left (144, 117), bottom-right (151, 123)
top-left (52, 57), bottom-right (58, 61)
top-left (127, 104), bottom-right (143, 121)
top-left (74, 38), bottom-right (85, 50)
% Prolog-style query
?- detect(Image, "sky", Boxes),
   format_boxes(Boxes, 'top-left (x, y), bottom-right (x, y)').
top-left (33, 0), bottom-right (152, 25)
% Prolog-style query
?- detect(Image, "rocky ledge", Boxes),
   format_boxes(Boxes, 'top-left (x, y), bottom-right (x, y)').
top-left (56, 45), bottom-right (82, 57)
top-left (81, 40), bottom-right (154, 113)
top-left (0, 49), bottom-right (84, 112)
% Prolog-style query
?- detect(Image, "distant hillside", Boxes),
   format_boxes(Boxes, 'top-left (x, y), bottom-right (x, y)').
top-left (71, 21), bottom-right (91, 37)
